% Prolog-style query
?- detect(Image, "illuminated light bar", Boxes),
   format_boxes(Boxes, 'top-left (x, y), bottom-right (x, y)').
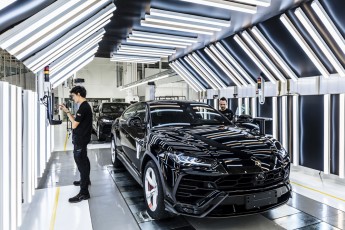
top-left (184, 56), bottom-right (218, 90)
top-left (241, 31), bottom-right (286, 83)
top-left (324, 94), bottom-right (330, 174)
top-left (24, 4), bottom-right (114, 72)
top-left (340, 94), bottom-right (345, 178)
top-left (116, 50), bottom-right (168, 58)
top-left (272, 97), bottom-right (278, 139)
top-left (132, 31), bottom-right (198, 43)
top-left (170, 63), bottom-right (199, 92)
top-left (126, 39), bottom-right (187, 48)
top-left (118, 48), bottom-right (172, 56)
top-left (282, 96), bottom-right (287, 151)
top-left (244, 98), bottom-right (250, 114)
top-left (149, 8), bottom-right (230, 27)
top-left (145, 15), bottom-right (222, 32)
top-left (251, 97), bottom-right (257, 118)
top-left (280, 14), bottom-right (330, 78)
top-left (111, 54), bottom-right (160, 61)
top-left (120, 45), bottom-right (175, 54)
top-left (179, 0), bottom-right (257, 14)
top-left (192, 53), bottom-right (227, 89)
top-left (234, 34), bottom-right (277, 84)
top-left (238, 98), bottom-right (243, 115)
top-left (311, 0), bottom-right (345, 55)
top-left (295, 8), bottom-right (345, 77)
top-left (120, 71), bottom-right (174, 91)
top-left (231, 0), bottom-right (270, 7)
top-left (52, 57), bottom-right (95, 89)
top-left (0, 0), bottom-right (17, 11)
top-left (215, 43), bottom-right (255, 86)
top-left (175, 60), bottom-right (207, 91)
top-left (293, 95), bottom-right (299, 166)
top-left (204, 47), bottom-right (243, 87)
top-left (251, 27), bottom-right (298, 82)
top-left (127, 36), bottom-right (190, 47)
top-left (141, 20), bottom-right (214, 35)
top-left (12, 0), bottom-right (109, 59)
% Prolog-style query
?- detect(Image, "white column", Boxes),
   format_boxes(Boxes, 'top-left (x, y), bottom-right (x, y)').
top-left (238, 98), bottom-right (243, 115)
top-left (340, 94), bottom-right (345, 178)
top-left (244, 97), bottom-right (250, 115)
top-left (0, 82), bottom-right (10, 230)
top-left (292, 95), bottom-right (300, 166)
top-left (16, 87), bottom-right (22, 227)
top-left (324, 94), bottom-right (331, 174)
top-left (272, 97), bottom-right (278, 139)
top-left (251, 97), bottom-right (257, 118)
top-left (282, 96), bottom-right (288, 151)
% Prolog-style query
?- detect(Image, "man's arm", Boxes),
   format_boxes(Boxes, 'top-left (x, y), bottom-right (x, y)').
top-left (59, 104), bottom-right (80, 129)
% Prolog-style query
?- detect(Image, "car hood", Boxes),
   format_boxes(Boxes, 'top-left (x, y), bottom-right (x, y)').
top-left (150, 125), bottom-right (284, 172)
top-left (99, 113), bottom-right (122, 120)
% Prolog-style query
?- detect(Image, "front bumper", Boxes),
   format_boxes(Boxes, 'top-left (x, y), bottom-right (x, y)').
top-left (99, 123), bottom-right (112, 137)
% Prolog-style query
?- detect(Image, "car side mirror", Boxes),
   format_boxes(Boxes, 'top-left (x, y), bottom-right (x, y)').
top-left (127, 116), bottom-right (145, 129)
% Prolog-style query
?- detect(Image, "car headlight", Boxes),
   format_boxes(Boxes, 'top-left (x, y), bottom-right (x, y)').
top-left (170, 153), bottom-right (213, 167)
top-left (273, 141), bottom-right (288, 158)
top-left (101, 118), bottom-right (112, 123)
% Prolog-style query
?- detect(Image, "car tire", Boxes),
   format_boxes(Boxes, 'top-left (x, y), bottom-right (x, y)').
top-left (143, 160), bottom-right (171, 220)
top-left (97, 126), bottom-right (106, 141)
top-left (111, 135), bottom-right (121, 168)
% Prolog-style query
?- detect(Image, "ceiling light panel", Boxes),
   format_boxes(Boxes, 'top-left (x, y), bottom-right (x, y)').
top-left (295, 8), bottom-right (345, 77)
top-left (234, 34), bottom-right (277, 84)
top-left (174, 61), bottom-right (207, 91)
top-left (116, 51), bottom-right (168, 57)
top-left (204, 47), bottom-right (244, 87)
top-left (141, 20), bottom-right (214, 35)
top-left (127, 36), bottom-right (191, 47)
top-left (0, 0), bottom-right (17, 11)
top-left (150, 8), bottom-right (231, 27)
top-left (131, 31), bottom-right (198, 43)
top-left (170, 63), bottom-right (200, 92)
top-left (214, 43), bottom-right (256, 85)
top-left (127, 39), bottom-right (189, 48)
top-left (241, 31), bottom-right (286, 83)
top-left (311, 0), bottom-right (345, 55)
top-left (280, 14), bottom-right (330, 78)
top-left (120, 45), bottom-right (176, 54)
top-left (179, 0), bottom-right (258, 14)
top-left (250, 26), bottom-right (298, 82)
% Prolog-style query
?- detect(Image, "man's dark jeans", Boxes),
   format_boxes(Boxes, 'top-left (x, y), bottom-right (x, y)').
top-left (73, 144), bottom-right (91, 195)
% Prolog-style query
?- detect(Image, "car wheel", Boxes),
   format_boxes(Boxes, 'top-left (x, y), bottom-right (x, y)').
top-left (144, 161), bottom-right (171, 220)
top-left (111, 135), bottom-right (121, 168)
top-left (97, 126), bottom-right (105, 141)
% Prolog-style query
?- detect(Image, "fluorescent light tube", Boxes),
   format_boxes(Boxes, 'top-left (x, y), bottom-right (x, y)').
top-left (272, 97), bottom-right (278, 139)
top-left (118, 49), bottom-right (171, 56)
top-left (141, 20), bottom-right (214, 35)
top-left (116, 51), bottom-right (168, 57)
top-left (170, 63), bottom-right (199, 92)
top-left (126, 39), bottom-right (187, 48)
top-left (150, 8), bottom-right (230, 27)
top-left (121, 74), bottom-right (171, 91)
top-left (295, 8), bottom-right (345, 77)
top-left (175, 60), bottom-right (207, 91)
top-left (280, 14), bottom-right (330, 78)
top-left (324, 94), bottom-right (330, 174)
top-left (293, 95), bottom-right (299, 166)
top-left (179, 0), bottom-right (257, 14)
top-left (120, 45), bottom-right (175, 54)
top-left (340, 94), bottom-right (345, 178)
top-left (0, 0), bottom-right (17, 11)
top-left (214, 43), bottom-right (256, 86)
top-left (204, 47), bottom-right (243, 87)
top-left (232, 0), bottom-right (270, 7)
top-left (128, 36), bottom-right (190, 47)
top-left (192, 53), bottom-right (227, 89)
top-left (132, 31), bottom-right (198, 43)
top-left (282, 96), bottom-right (288, 152)
top-left (234, 34), bottom-right (277, 84)
top-left (251, 97), bottom-right (257, 118)
top-left (311, 0), bottom-right (345, 55)
top-left (241, 31), bottom-right (286, 83)
top-left (251, 27), bottom-right (298, 82)
top-left (184, 56), bottom-right (218, 90)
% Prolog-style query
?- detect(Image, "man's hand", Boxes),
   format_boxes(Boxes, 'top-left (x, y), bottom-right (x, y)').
top-left (59, 104), bottom-right (70, 114)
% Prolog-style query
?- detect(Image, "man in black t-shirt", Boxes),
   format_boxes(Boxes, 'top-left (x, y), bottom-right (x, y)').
top-left (60, 86), bottom-right (92, 203)
top-left (219, 97), bottom-right (234, 121)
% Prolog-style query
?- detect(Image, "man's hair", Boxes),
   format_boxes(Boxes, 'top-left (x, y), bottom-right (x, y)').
top-left (220, 97), bottom-right (227, 102)
top-left (70, 86), bottom-right (87, 98)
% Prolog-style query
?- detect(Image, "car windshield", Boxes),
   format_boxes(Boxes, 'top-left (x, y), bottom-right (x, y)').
top-left (149, 103), bottom-right (231, 127)
top-left (102, 103), bottom-right (128, 113)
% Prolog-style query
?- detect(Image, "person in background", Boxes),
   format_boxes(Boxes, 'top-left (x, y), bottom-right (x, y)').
top-left (59, 86), bottom-right (92, 203)
top-left (219, 97), bottom-right (234, 121)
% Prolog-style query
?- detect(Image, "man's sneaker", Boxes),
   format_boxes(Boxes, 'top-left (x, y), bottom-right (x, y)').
top-left (68, 193), bottom-right (90, 203)
top-left (73, 181), bottom-right (91, 186)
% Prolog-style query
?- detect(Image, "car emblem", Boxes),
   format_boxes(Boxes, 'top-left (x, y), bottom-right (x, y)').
top-left (255, 160), bottom-right (261, 167)
top-left (255, 172), bottom-right (266, 182)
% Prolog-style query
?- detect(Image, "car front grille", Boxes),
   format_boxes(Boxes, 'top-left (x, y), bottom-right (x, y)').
top-left (175, 168), bottom-right (286, 205)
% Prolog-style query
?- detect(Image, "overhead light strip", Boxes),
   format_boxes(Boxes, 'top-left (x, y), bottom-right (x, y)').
top-left (184, 56), bottom-right (218, 90)
top-left (116, 51), bottom-right (168, 58)
top-left (204, 47), bottom-right (243, 87)
top-left (324, 94), bottom-right (330, 174)
top-left (234, 34), bottom-right (277, 84)
top-left (120, 45), bottom-right (175, 54)
top-left (170, 63), bottom-right (200, 92)
top-left (179, 0), bottom-right (257, 14)
top-left (311, 0), bottom-right (345, 55)
top-left (192, 53), bottom-right (227, 89)
top-left (208, 45), bottom-right (249, 86)
top-left (280, 14), bottom-right (329, 78)
top-left (127, 39), bottom-right (188, 48)
top-left (127, 36), bottom-right (190, 47)
top-left (293, 94), bottom-right (299, 166)
top-left (251, 27), bottom-right (298, 82)
top-left (0, 0), bottom-right (17, 11)
top-left (132, 31), bottom-right (198, 43)
top-left (215, 43), bottom-right (256, 86)
top-left (175, 60), bottom-right (207, 91)
top-left (150, 8), bottom-right (230, 27)
top-left (340, 94), bottom-right (345, 178)
top-left (141, 20), bottom-right (214, 35)
top-left (295, 8), bottom-right (345, 77)
top-left (118, 48), bottom-right (172, 56)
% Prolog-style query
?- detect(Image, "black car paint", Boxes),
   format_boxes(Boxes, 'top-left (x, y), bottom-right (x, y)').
top-left (111, 101), bottom-right (291, 217)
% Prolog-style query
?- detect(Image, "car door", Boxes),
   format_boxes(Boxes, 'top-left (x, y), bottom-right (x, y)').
top-left (119, 103), bottom-right (147, 170)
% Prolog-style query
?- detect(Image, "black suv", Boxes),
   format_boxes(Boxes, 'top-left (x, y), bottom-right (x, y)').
top-left (93, 102), bottom-right (129, 141)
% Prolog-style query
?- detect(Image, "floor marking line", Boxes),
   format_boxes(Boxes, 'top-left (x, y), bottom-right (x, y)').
top-left (291, 181), bottom-right (345, 203)
top-left (49, 187), bottom-right (60, 230)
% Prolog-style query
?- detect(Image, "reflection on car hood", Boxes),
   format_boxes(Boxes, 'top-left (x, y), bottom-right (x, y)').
top-left (99, 113), bottom-right (122, 120)
top-left (150, 125), bottom-right (282, 171)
